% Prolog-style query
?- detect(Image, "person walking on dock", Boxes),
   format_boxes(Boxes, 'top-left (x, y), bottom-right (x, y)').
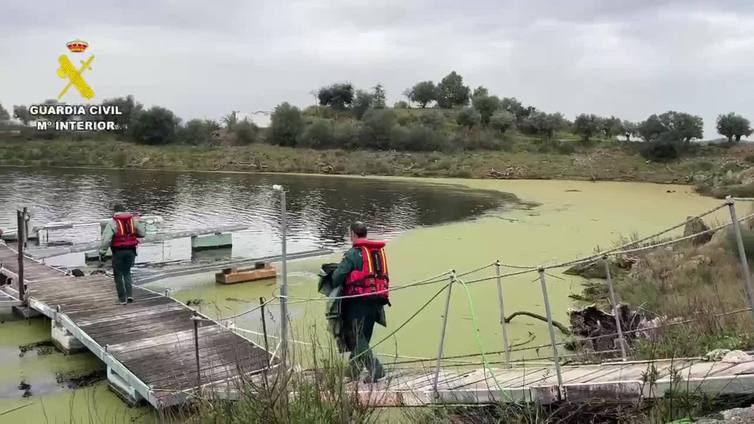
top-left (99, 204), bottom-right (146, 305)
top-left (332, 222), bottom-right (390, 383)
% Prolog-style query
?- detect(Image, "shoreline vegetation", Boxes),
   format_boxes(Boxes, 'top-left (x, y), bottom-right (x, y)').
top-left (2, 70), bottom-right (754, 196)
top-left (2, 138), bottom-right (754, 199)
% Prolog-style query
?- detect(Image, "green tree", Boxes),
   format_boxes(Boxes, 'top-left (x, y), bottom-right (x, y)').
top-left (472, 86), bottom-right (489, 98)
top-left (352, 90), bottom-right (374, 119)
top-left (419, 110), bottom-right (445, 131)
top-left (471, 94), bottom-right (500, 125)
top-left (317, 83), bottom-right (354, 110)
top-left (360, 109), bottom-right (396, 149)
top-left (456, 107), bottom-right (481, 128)
top-left (0, 103), bottom-right (10, 121)
top-left (489, 110), bottom-right (515, 133)
top-left (436, 71), bottom-right (470, 108)
top-left (298, 118), bottom-right (335, 148)
top-left (372, 84), bottom-right (386, 109)
top-left (128, 106), bottom-right (181, 145)
top-left (222, 111), bottom-right (239, 129)
top-left (39, 99), bottom-right (71, 122)
top-left (573, 114), bottom-right (603, 143)
top-left (407, 81), bottom-right (437, 108)
top-left (637, 114), bottom-right (665, 142)
top-left (233, 118), bottom-right (259, 145)
top-left (12, 105), bottom-right (30, 125)
top-left (269, 102), bottom-right (304, 146)
top-left (333, 120), bottom-right (359, 148)
top-left (621, 120), bottom-right (638, 142)
top-left (178, 119), bottom-right (220, 144)
top-left (523, 111), bottom-right (565, 142)
top-left (717, 112), bottom-right (752, 143)
top-left (639, 111), bottom-right (703, 143)
top-left (602, 116), bottom-right (622, 138)
top-left (393, 101), bottom-right (409, 109)
top-left (391, 124), bottom-right (448, 152)
top-left (101, 95), bottom-right (141, 132)
top-left (662, 111), bottom-right (703, 143)
top-left (500, 97), bottom-right (533, 122)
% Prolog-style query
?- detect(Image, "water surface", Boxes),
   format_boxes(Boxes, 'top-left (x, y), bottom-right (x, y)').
top-left (0, 167), bottom-right (513, 251)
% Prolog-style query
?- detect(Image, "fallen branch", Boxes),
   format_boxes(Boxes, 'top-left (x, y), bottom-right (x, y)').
top-left (505, 311), bottom-right (571, 335)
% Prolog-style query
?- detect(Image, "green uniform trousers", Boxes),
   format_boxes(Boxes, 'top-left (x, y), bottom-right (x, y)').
top-left (112, 248), bottom-right (136, 302)
top-left (343, 299), bottom-right (385, 381)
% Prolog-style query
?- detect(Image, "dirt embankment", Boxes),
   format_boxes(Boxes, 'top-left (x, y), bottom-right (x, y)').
top-left (2, 139), bottom-right (753, 190)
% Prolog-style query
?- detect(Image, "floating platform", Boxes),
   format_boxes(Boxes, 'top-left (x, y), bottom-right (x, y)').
top-left (215, 263), bottom-right (277, 284)
top-left (133, 248), bottom-right (331, 284)
top-left (0, 242), bottom-right (274, 408)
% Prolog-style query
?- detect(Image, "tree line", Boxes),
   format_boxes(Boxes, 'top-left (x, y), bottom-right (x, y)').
top-left (1, 70), bottom-right (751, 159)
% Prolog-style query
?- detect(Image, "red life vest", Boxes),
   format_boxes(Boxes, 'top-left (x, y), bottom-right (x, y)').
top-left (344, 239), bottom-right (390, 303)
top-left (111, 213), bottom-right (139, 249)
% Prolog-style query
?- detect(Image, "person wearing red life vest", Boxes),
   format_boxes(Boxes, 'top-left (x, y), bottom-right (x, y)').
top-left (332, 222), bottom-right (388, 383)
top-left (98, 204), bottom-right (146, 305)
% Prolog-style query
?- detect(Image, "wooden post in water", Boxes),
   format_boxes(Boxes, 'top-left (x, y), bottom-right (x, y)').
top-left (22, 207), bottom-right (29, 250)
top-left (432, 271), bottom-right (455, 399)
top-left (16, 209), bottom-right (25, 302)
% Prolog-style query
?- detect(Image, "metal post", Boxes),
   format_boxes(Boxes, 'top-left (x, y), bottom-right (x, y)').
top-left (432, 271), bottom-right (455, 399)
top-left (603, 256), bottom-right (627, 361)
top-left (22, 207), bottom-right (29, 249)
top-left (495, 261), bottom-right (512, 367)
top-left (726, 196), bottom-right (754, 325)
top-left (260, 296), bottom-right (270, 366)
top-left (192, 310), bottom-right (201, 393)
top-left (16, 210), bottom-right (25, 302)
top-left (273, 184), bottom-right (289, 370)
top-left (538, 268), bottom-right (563, 392)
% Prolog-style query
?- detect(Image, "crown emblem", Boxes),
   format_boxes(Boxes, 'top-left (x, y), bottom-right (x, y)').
top-left (66, 39), bottom-right (88, 53)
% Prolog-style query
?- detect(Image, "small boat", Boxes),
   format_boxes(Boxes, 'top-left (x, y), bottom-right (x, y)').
top-left (215, 262), bottom-right (277, 284)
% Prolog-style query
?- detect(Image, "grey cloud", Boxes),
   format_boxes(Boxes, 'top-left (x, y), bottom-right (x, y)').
top-left (3, 0), bottom-right (754, 137)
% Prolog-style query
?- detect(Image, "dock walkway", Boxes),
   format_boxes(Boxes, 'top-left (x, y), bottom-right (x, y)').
top-left (348, 357), bottom-right (754, 406)
top-left (0, 243), bottom-right (273, 407)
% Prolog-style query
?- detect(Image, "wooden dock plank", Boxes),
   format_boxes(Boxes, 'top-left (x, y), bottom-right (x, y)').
top-left (0, 243), bottom-right (272, 407)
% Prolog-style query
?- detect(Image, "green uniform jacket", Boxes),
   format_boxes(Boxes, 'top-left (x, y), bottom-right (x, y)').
top-left (99, 217), bottom-right (146, 256)
top-left (332, 244), bottom-right (387, 327)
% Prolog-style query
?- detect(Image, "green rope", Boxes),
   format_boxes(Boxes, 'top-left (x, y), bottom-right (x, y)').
top-left (456, 277), bottom-right (513, 401)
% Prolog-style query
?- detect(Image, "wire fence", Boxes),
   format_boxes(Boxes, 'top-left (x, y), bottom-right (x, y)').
top-left (128, 199), bottom-right (754, 389)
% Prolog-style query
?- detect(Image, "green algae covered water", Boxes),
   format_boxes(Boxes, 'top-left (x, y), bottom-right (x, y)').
top-left (0, 168), bottom-right (727, 422)
top-left (163, 178), bottom-right (726, 367)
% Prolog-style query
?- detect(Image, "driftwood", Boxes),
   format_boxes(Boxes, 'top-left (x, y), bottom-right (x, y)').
top-left (505, 311), bottom-right (571, 335)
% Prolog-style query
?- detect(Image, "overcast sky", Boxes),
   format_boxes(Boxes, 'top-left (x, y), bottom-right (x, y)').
top-left (2, 0), bottom-right (754, 137)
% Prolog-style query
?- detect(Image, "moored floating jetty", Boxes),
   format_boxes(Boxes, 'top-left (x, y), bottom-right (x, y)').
top-left (0, 242), bottom-right (276, 407)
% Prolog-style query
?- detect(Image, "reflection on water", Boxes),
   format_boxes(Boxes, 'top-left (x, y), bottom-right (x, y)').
top-left (0, 168), bottom-right (516, 255)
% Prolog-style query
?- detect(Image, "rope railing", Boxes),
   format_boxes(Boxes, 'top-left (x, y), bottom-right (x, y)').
top-left (541, 201), bottom-right (729, 270)
top-left (384, 305), bottom-right (754, 368)
top-left (143, 198), bottom-right (754, 393)
top-left (217, 200), bottom-right (742, 311)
